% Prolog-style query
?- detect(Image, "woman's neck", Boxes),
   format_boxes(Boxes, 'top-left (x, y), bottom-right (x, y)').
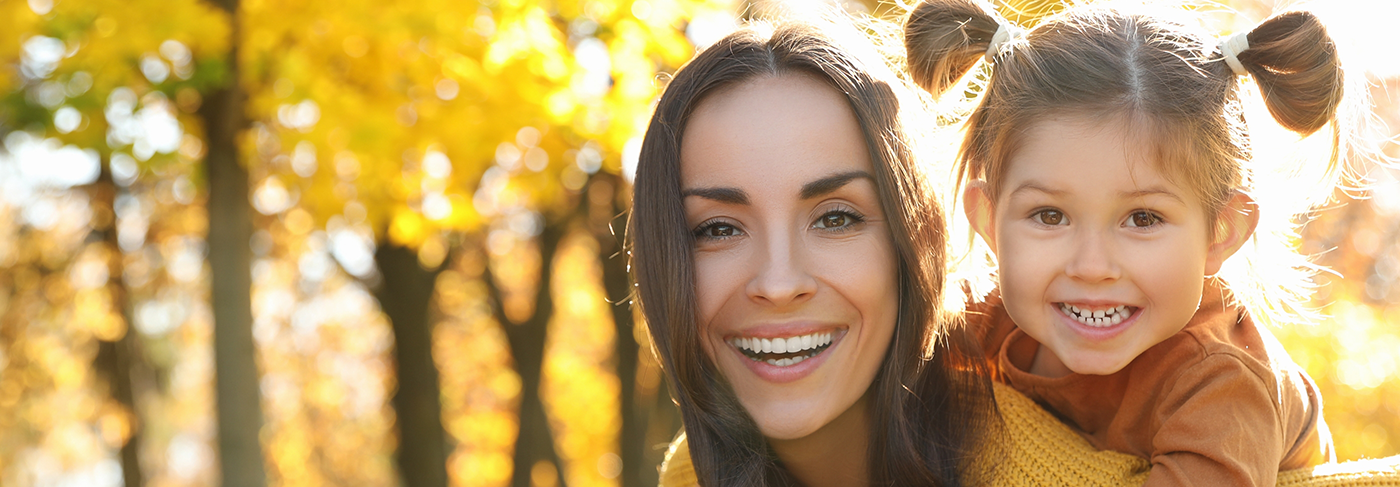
top-left (768, 394), bottom-right (871, 487)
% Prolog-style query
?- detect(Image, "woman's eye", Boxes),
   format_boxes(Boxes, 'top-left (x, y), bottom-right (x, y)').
top-left (1033, 209), bottom-right (1066, 226)
top-left (693, 221), bottom-right (741, 240)
top-left (813, 210), bottom-right (864, 230)
top-left (1125, 211), bottom-right (1162, 228)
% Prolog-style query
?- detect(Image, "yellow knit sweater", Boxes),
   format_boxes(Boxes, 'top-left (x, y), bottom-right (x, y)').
top-left (658, 382), bottom-right (1400, 486)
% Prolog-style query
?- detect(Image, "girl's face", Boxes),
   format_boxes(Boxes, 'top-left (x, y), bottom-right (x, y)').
top-left (680, 74), bottom-right (899, 440)
top-left (967, 115), bottom-right (1250, 376)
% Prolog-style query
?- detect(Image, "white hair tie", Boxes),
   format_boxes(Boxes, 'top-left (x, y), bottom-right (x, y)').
top-left (984, 23), bottom-right (1023, 63)
top-left (1219, 31), bottom-right (1251, 76)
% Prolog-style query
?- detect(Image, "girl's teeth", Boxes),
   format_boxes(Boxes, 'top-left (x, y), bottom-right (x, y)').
top-left (1059, 303), bottom-right (1134, 328)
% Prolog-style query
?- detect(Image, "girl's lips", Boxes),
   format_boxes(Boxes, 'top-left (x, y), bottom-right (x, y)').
top-left (728, 327), bottom-right (848, 384)
top-left (1054, 303), bottom-right (1140, 341)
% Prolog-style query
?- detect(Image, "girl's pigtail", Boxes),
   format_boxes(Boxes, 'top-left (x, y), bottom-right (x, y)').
top-left (904, 0), bottom-right (1008, 96)
top-left (1228, 11), bottom-right (1344, 137)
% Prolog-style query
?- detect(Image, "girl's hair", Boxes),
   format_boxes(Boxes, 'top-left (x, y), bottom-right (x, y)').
top-left (905, 0), bottom-right (1368, 325)
top-left (629, 14), bottom-right (995, 487)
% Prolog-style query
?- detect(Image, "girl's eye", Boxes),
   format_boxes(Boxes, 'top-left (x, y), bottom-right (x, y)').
top-left (813, 209), bottom-right (864, 230)
top-left (693, 221), bottom-right (742, 240)
top-left (1125, 211), bottom-right (1162, 228)
top-left (1033, 209), bottom-right (1066, 226)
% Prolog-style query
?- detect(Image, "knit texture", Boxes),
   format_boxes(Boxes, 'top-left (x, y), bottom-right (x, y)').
top-left (657, 382), bottom-right (1400, 486)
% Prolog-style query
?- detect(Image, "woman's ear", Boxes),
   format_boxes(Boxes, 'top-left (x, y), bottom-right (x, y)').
top-left (963, 182), bottom-right (997, 252)
top-left (1205, 191), bottom-right (1260, 276)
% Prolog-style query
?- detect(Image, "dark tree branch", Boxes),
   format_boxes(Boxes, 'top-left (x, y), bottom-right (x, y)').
top-left (86, 157), bottom-right (147, 487)
top-left (490, 218), bottom-right (569, 487)
top-left (586, 173), bottom-right (650, 487)
top-left (199, 0), bottom-right (268, 484)
top-left (375, 242), bottom-right (452, 487)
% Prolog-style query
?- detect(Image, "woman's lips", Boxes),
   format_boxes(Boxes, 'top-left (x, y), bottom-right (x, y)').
top-left (725, 327), bottom-right (847, 383)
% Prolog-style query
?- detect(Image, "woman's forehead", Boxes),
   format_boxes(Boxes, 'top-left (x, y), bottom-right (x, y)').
top-left (679, 74), bottom-right (873, 195)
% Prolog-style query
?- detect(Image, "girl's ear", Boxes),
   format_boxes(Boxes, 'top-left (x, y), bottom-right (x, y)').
top-left (963, 181), bottom-right (997, 252)
top-left (1205, 191), bottom-right (1260, 276)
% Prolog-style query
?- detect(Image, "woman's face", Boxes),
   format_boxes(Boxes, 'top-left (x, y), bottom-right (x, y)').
top-left (680, 74), bottom-right (899, 440)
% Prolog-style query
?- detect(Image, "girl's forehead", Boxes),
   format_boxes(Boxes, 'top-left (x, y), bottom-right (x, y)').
top-left (998, 114), bottom-right (1199, 205)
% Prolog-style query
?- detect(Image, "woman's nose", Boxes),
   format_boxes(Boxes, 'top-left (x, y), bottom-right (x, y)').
top-left (1064, 229), bottom-right (1120, 283)
top-left (745, 232), bottom-right (818, 308)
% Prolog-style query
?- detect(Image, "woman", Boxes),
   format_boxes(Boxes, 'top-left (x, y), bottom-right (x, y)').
top-left (627, 14), bottom-right (997, 487)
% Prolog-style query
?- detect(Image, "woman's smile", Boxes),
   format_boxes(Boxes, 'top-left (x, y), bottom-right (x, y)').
top-left (725, 326), bottom-right (847, 383)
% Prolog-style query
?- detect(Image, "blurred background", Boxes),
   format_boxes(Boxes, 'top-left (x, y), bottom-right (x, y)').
top-left (0, 0), bottom-right (1395, 486)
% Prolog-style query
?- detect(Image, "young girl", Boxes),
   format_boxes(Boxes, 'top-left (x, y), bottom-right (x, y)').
top-left (905, 0), bottom-right (1366, 484)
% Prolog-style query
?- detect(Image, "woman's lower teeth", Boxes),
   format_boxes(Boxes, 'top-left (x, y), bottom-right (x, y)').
top-left (766, 355), bottom-right (807, 366)
top-left (750, 347), bottom-right (825, 366)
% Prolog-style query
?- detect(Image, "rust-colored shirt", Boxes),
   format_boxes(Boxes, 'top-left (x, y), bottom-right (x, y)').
top-left (969, 287), bottom-right (1334, 486)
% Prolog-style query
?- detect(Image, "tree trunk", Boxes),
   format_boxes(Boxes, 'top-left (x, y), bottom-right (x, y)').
top-left (586, 174), bottom-right (645, 487)
top-left (489, 223), bottom-right (568, 487)
top-left (88, 159), bottom-right (146, 487)
top-left (374, 243), bottom-right (450, 487)
top-left (199, 0), bottom-right (268, 484)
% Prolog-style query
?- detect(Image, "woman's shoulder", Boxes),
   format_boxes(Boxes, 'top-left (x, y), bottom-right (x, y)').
top-left (655, 384), bottom-right (1400, 486)
top-left (659, 432), bottom-right (698, 487)
top-left (984, 381), bottom-right (1400, 486)
top-left (979, 381), bottom-right (1151, 485)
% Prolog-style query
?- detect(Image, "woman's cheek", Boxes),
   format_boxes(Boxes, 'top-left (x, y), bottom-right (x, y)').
top-left (693, 249), bottom-right (745, 358)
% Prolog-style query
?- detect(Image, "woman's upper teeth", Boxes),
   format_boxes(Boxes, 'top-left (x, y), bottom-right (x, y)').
top-left (728, 332), bottom-right (832, 354)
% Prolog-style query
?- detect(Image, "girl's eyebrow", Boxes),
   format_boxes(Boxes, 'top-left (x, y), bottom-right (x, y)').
top-left (1007, 182), bottom-right (1186, 205)
top-left (1008, 182), bottom-right (1065, 198)
top-left (1120, 187), bottom-right (1185, 205)
top-left (800, 170), bottom-right (874, 200)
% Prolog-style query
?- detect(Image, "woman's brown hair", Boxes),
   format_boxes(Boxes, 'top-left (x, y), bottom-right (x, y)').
top-left (905, 0), bottom-right (1364, 324)
top-left (629, 17), bottom-right (994, 487)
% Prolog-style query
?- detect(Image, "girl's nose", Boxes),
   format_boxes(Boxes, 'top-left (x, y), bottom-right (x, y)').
top-left (746, 232), bottom-right (818, 308)
top-left (1064, 230), bottom-right (1120, 283)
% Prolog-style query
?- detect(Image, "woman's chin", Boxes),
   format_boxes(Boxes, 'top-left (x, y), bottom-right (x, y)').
top-left (751, 412), bottom-right (829, 441)
top-left (736, 389), bottom-right (855, 441)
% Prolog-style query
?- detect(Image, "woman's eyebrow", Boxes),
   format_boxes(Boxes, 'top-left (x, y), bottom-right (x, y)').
top-left (681, 187), bottom-right (749, 205)
top-left (800, 170), bottom-right (874, 200)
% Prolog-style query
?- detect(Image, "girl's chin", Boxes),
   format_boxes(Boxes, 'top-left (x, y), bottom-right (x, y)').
top-left (1061, 354), bottom-right (1134, 376)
